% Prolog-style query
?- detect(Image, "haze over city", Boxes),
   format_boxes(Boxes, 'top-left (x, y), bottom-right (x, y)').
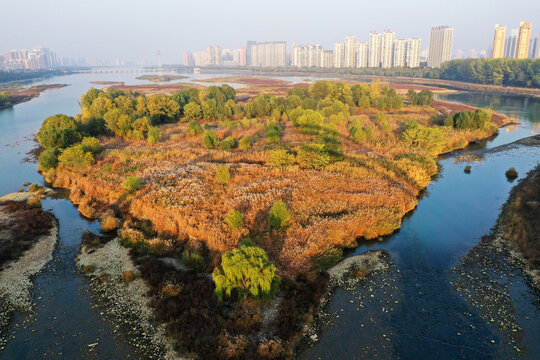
top-left (1, 0), bottom-right (539, 64)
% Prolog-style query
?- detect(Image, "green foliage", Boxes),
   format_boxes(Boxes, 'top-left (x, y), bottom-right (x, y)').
top-left (297, 143), bottom-right (331, 169)
top-left (80, 137), bottom-right (101, 154)
top-left (401, 121), bottom-right (446, 155)
top-left (182, 249), bottom-right (205, 271)
top-left (122, 176), bottom-right (141, 191)
top-left (374, 112), bottom-right (391, 133)
top-left (505, 167), bottom-right (518, 180)
top-left (265, 121), bottom-right (282, 143)
top-left (449, 109), bottom-right (493, 130)
top-left (147, 127), bottom-right (161, 144)
top-left (40, 114), bottom-right (79, 134)
top-left (444, 115), bottom-right (454, 127)
top-left (38, 148), bottom-right (59, 170)
top-left (145, 95), bottom-right (181, 123)
top-left (0, 92), bottom-right (12, 107)
top-left (202, 129), bottom-right (219, 149)
top-left (238, 136), bottom-right (251, 150)
top-left (219, 136), bottom-right (237, 150)
top-left (186, 120), bottom-right (203, 135)
top-left (294, 109), bottom-right (325, 134)
top-left (268, 200), bottom-right (290, 229)
top-left (212, 245), bottom-right (280, 301)
top-left (268, 149), bottom-right (294, 167)
top-left (183, 101), bottom-right (203, 120)
top-left (349, 120), bottom-right (375, 143)
top-left (58, 144), bottom-right (95, 169)
top-left (215, 165), bottom-right (230, 185)
top-left (39, 128), bottom-right (81, 149)
top-left (225, 210), bottom-right (244, 230)
top-left (407, 89), bottom-right (433, 106)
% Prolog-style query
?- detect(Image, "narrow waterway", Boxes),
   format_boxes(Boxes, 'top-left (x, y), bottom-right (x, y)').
top-left (0, 72), bottom-right (539, 359)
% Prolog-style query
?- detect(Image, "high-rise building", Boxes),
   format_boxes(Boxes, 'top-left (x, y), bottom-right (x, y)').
top-left (368, 32), bottom-right (381, 67)
top-left (356, 42), bottom-right (368, 68)
top-left (516, 22), bottom-right (531, 59)
top-left (322, 50), bottom-right (334, 68)
top-left (292, 43), bottom-right (324, 68)
top-left (393, 39), bottom-right (407, 67)
top-left (504, 29), bottom-right (519, 58)
top-left (380, 31), bottom-right (396, 68)
top-left (344, 35), bottom-right (357, 67)
top-left (333, 43), bottom-right (345, 68)
top-left (246, 41), bottom-right (256, 66)
top-left (249, 41), bottom-right (286, 67)
top-left (530, 36), bottom-right (540, 59)
top-left (183, 52), bottom-right (193, 66)
top-left (492, 24), bottom-right (506, 58)
top-left (428, 26), bottom-right (453, 68)
top-left (406, 38), bottom-right (421, 67)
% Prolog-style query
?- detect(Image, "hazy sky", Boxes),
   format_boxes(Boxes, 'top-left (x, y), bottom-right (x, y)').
top-left (1, 0), bottom-right (539, 63)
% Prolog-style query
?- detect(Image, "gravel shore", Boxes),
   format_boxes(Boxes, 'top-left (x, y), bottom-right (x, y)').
top-left (77, 238), bottom-right (187, 360)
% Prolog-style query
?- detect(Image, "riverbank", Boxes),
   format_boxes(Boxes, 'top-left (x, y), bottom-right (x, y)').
top-left (0, 84), bottom-right (68, 110)
top-left (0, 190), bottom-right (58, 350)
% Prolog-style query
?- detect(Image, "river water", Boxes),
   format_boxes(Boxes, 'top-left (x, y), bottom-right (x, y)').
top-left (0, 72), bottom-right (539, 359)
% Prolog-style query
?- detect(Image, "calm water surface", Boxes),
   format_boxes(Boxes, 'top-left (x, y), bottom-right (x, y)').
top-left (0, 72), bottom-right (539, 359)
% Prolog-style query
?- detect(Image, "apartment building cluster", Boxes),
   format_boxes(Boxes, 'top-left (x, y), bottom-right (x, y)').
top-left (491, 22), bottom-right (539, 59)
top-left (0, 47), bottom-right (59, 72)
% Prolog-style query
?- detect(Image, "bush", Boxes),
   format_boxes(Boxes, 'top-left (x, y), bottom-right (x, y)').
top-left (81, 137), bottom-right (101, 154)
top-left (123, 176), bottom-right (141, 191)
top-left (186, 120), bottom-right (203, 136)
top-left (215, 165), bottom-right (230, 185)
top-left (268, 200), bottom-right (290, 229)
top-left (225, 210), bottom-right (244, 230)
top-left (297, 143), bottom-right (330, 170)
top-left (267, 149), bottom-right (294, 167)
top-left (212, 245), bottom-right (281, 300)
top-left (58, 144), bottom-right (95, 169)
top-left (39, 128), bottom-right (81, 149)
top-left (219, 136), bottom-right (237, 150)
top-left (147, 127), bottom-right (161, 144)
top-left (38, 148), bottom-right (59, 170)
top-left (101, 215), bottom-right (121, 232)
top-left (202, 129), bottom-right (219, 149)
top-left (238, 136), bottom-right (251, 150)
top-left (505, 167), bottom-right (518, 180)
top-left (184, 101), bottom-right (203, 120)
top-left (265, 122), bottom-right (282, 143)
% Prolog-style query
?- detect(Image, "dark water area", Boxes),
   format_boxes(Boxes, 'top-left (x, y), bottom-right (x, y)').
top-left (0, 73), bottom-right (539, 359)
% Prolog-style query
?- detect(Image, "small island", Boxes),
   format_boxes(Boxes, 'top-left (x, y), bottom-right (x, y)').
top-left (135, 74), bottom-right (188, 82)
top-left (34, 79), bottom-right (509, 358)
top-left (0, 84), bottom-right (68, 110)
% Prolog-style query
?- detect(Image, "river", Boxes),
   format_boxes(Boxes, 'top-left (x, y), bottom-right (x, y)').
top-left (0, 72), bottom-right (539, 359)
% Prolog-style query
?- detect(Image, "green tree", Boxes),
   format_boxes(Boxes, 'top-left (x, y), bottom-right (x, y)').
top-left (58, 144), bottom-right (95, 169)
top-left (238, 136), bottom-right (251, 150)
top-left (122, 176), bottom-right (141, 191)
top-left (212, 245), bottom-right (280, 301)
top-left (186, 120), bottom-right (203, 135)
top-left (38, 148), bottom-right (59, 170)
top-left (225, 210), bottom-right (243, 230)
top-left (147, 127), bottom-right (161, 144)
top-left (219, 136), bottom-right (237, 150)
top-left (297, 143), bottom-right (331, 169)
top-left (267, 149), bottom-right (294, 167)
top-left (215, 165), bottom-right (230, 184)
top-left (202, 129), bottom-right (219, 149)
top-left (39, 128), bottom-right (81, 149)
top-left (268, 200), bottom-right (290, 229)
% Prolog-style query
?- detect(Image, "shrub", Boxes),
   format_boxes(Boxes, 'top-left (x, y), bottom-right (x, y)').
top-left (238, 136), bottom-right (251, 150)
top-left (27, 197), bottom-right (42, 208)
top-left (268, 200), bottom-right (290, 229)
top-left (505, 167), bottom-right (518, 180)
top-left (265, 122), bottom-right (282, 143)
top-left (267, 149), bottom-right (294, 167)
top-left (102, 163), bottom-right (113, 173)
top-left (212, 245), bottom-right (281, 300)
top-left (38, 148), bottom-right (59, 170)
top-left (39, 114), bottom-right (79, 134)
top-left (39, 128), bottom-right (82, 149)
top-left (184, 101), bottom-right (203, 120)
top-left (202, 129), bottom-right (219, 149)
top-left (444, 115), bottom-right (454, 127)
top-left (58, 144), bottom-right (95, 169)
top-left (225, 210), bottom-right (243, 230)
top-left (81, 137), bottom-right (101, 154)
top-left (123, 176), bottom-right (141, 191)
top-left (215, 165), bottom-right (230, 185)
top-left (186, 120), bottom-right (203, 136)
top-left (401, 122), bottom-right (446, 155)
top-left (147, 127), bottom-right (161, 144)
top-left (219, 136), bottom-right (237, 150)
top-left (297, 143), bottom-right (330, 170)
top-left (101, 215), bottom-right (121, 232)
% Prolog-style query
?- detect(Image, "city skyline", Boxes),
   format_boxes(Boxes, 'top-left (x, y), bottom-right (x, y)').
top-left (0, 0), bottom-right (538, 64)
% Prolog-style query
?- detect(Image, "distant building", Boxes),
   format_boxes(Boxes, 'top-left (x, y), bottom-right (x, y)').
top-left (380, 31), bottom-right (396, 68)
top-left (333, 43), bottom-right (345, 68)
top-left (428, 26), bottom-right (453, 68)
top-left (183, 52), bottom-right (193, 66)
top-left (248, 41), bottom-right (286, 67)
top-left (232, 47), bottom-right (247, 66)
top-left (0, 47), bottom-right (59, 71)
top-left (406, 38), bottom-right (421, 67)
top-left (322, 50), bottom-right (334, 68)
top-left (504, 29), bottom-right (519, 58)
top-left (530, 36), bottom-right (540, 59)
top-left (355, 42), bottom-right (368, 68)
top-left (516, 22), bottom-right (531, 59)
top-left (368, 32), bottom-right (381, 67)
top-left (492, 24), bottom-right (506, 58)
top-left (246, 41), bottom-right (256, 66)
top-left (393, 39), bottom-right (407, 67)
top-left (344, 35), bottom-right (357, 67)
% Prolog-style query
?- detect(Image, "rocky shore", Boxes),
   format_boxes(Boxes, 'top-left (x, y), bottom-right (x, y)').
top-left (76, 238), bottom-right (184, 360)
top-left (0, 191), bottom-right (58, 351)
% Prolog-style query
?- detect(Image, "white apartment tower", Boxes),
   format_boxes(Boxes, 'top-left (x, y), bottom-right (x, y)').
top-left (344, 35), bottom-right (357, 67)
top-left (381, 31), bottom-right (396, 68)
top-left (428, 26), bottom-right (453, 68)
top-left (368, 32), bottom-right (381, 67)
top-left (406, 38), bottom-right (421, 67)
top-left (356, 42), bottom-right (368, 68)
top-left (322, 51), bottom-right (334, 68)
top-left (393, 39), bottom-right (407, 67)
top-left (334, 43), bottom-right (345, 68)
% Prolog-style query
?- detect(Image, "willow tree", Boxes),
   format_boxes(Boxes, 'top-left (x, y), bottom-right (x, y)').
top-left (212, 245), bottom-right (280, 301)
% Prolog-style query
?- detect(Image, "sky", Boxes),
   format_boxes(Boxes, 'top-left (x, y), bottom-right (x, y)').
top-left (1, 0), bottom-right (539, 64)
